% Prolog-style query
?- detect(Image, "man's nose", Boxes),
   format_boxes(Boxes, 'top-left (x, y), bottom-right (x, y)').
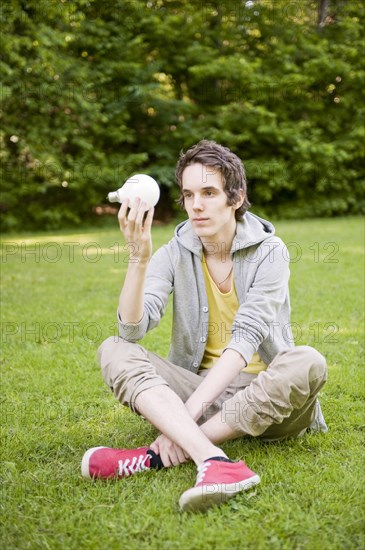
top-left (192, 195), bottom-right (203, 210)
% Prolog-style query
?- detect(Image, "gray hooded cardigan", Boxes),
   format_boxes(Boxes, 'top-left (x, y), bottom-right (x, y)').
top-left (118, 212), bottom-right (295, 372)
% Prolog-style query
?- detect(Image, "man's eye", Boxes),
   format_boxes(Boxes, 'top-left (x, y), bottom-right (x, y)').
top-left (184, 193), bottom-right (192, 199)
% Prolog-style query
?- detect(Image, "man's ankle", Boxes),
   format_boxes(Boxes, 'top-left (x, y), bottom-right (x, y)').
top-left (204, 456), bottom-right (233, 463)
top-left (195, 446), bottom-right (227, 465)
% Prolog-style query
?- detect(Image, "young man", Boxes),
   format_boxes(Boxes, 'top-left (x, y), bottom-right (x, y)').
top-left (81, 140), bottom-right (328, 512)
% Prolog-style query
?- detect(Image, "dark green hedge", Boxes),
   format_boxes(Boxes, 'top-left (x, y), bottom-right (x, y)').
top-left (1, 0), bottom-right (364, 230)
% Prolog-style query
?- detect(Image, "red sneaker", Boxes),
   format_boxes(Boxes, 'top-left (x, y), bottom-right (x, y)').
top-left (179, 459), bottom-right (260, 512)
top-left (81, 446), bottom-right (151, 479)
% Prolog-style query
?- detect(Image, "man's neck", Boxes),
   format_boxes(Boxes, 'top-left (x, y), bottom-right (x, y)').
top-left (201, 222), bottom-right (237, 261)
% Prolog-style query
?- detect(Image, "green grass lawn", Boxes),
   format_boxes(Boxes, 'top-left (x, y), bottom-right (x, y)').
top-left (1, 216), bottom-right (364, 550)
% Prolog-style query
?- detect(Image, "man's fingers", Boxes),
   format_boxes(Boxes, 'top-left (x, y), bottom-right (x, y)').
top-left (150, 441), bottom-right (159, 455)
top-left (169, 449), bottom-right (181, 467)
top-left (143, 207), bottom-right (155, 231)
top-left (158, 448), bottom-right (172, 468)
top-left (176, 447), bottom-right (188, 464)
top-left (127, 197), bottom-right (140, 222)
top-left (169, 444), bottom-right (188, 466)
top-left (149, 436), bottom-right (188, 467)
top-left (183, 449), bottom-right (190, 461)
top-left (118, 199), bottom-right (130, 228)
top-left (135, 201), bottom-right (148, 227)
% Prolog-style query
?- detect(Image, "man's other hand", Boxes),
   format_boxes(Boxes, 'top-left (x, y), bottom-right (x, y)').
top-left (150, 434), bottom-right (190, 467)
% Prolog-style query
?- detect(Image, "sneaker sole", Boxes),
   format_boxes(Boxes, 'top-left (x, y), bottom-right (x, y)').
top-left (179, 474), bottom-right (261, 512)
top-left (81, 446), bottom-right (108, 479)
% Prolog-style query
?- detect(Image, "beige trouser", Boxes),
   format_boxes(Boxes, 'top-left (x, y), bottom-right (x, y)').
top-left (98, 338), bottom-right (327, 441)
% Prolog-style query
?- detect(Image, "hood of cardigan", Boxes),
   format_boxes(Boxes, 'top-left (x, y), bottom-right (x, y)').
top-left (174, 212), bottom-right (276, 257)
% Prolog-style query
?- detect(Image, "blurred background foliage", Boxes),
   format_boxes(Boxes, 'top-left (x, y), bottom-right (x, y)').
top-left (1, 0), bottom-right (364, 230)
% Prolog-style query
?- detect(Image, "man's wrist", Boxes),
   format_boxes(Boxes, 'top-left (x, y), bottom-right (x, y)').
top-left (127, 257), bottom-right (149, 269)
top-left (184, 400), bottom-right (202, 423)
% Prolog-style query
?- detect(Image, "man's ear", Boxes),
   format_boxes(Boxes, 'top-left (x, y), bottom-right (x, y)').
top-left (234, 189), bottom-right (245, 209)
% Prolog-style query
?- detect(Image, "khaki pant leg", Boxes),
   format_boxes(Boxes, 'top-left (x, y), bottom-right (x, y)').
top-left (97, 336), bottom-right (256, 421)
top-left (221, 346), bottom-right (327, 439)
top-left (98, 336), bottom-right (203, 412)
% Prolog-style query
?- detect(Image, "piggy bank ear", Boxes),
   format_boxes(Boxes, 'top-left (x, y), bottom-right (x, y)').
top-left (109, 174), bottom-right (160, 209)
top-left (107, 177), bottom-right (134, 203)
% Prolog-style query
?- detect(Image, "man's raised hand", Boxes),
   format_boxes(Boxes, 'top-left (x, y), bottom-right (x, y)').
top-left (118, 198), bottom-right (154, 264)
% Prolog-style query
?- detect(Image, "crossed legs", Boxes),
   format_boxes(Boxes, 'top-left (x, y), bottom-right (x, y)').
top-left (83, 338), bottom-right (327, 511)
top-left (98, 337), bottom-right (328, 462)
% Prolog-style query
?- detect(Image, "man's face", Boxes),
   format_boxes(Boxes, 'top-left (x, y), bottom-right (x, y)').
top-left (181, 163), bottom-right (239, 240)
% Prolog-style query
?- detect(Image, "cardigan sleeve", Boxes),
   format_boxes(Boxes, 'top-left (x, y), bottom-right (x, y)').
top-left (225, 238), bottom-right (290, 365)
top-left (117, 244), bottom-right (174, 342)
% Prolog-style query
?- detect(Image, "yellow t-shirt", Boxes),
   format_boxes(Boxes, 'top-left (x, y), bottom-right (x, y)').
top-left (200, 257), bottom-right (267, 375)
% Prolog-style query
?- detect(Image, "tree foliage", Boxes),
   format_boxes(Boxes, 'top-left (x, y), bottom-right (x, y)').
top-left (1, 0), bottom-right (364, 230)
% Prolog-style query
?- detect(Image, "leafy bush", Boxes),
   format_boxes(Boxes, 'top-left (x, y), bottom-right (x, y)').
top-left (1, 0), bottom-right (364, 230)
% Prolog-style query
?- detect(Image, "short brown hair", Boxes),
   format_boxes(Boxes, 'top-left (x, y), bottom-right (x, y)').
top-left (175, 140), bottom-right (251, 219)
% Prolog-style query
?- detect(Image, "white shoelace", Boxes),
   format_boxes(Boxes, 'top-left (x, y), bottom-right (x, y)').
top-left (118, 454), bottom-right (150, 477)
top-left (196, 461), bottom-right (211, 485)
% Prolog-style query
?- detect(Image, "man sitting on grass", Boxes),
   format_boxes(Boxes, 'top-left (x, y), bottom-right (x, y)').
top-left (81, 140), bottom-right (328, 512)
